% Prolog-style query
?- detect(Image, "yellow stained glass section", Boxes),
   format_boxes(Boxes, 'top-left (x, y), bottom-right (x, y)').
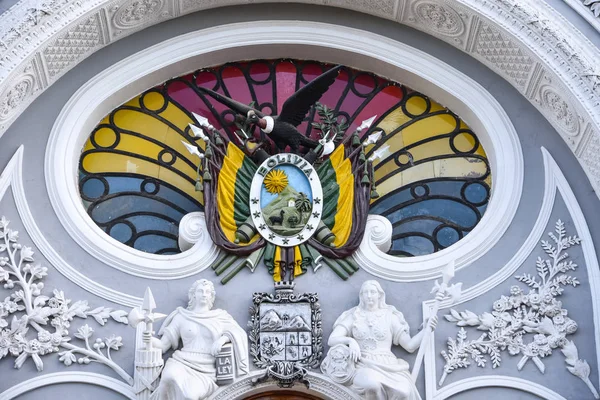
top-left (370, 94), bottom-right (491, 202)
top-left (81, 93), bottom-right (204, 205)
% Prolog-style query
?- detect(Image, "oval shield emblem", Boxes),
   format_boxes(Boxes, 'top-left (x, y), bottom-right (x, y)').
top-left (250, 154), bottom-right (323, 247)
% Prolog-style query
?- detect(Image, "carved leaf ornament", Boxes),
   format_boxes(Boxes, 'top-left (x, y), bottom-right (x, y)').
top-left (441, 220), bottom-right (600, 398)
top-left (0, 216), bottom-right (133, 384)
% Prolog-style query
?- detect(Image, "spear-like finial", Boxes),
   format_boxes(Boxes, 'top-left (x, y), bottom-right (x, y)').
top-left (189, 124), bottom-right (209, 142)
top-left (181, 141), bottom-right (205, 159)
top-left (142, 287), bottom-right (156, 313)
top-left (368, 145), bottom-right (391, 162)
top-left (362, 129), bottom-right (384, 147)
top-left (128, 288), bottom-right (166, 350)
top-left (192, 112), bottom-right (212, 129)
top-left (357, 115), bottom-right (377, 132)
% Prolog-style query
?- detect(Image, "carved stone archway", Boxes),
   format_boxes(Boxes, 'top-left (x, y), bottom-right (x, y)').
top-left (209, 372), bottom-right (359, 400)
top-left (243, 391), bottom-right (323, 400)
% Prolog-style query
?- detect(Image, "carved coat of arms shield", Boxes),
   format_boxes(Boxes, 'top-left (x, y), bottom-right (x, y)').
top-left (248, 283), bottom-right (322, 387)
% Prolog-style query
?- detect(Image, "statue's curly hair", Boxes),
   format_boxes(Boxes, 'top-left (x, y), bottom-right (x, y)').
top-left (187, 279), bottom-right (216, 310)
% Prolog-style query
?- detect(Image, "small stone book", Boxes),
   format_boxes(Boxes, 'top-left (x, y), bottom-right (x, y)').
top-left (216, 344), bottom-right (234, 385)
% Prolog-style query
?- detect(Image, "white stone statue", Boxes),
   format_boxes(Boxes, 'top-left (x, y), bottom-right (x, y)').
top-left (149, 279), bottom-right (249, 400)
top-left (321, 280), bottom-right (440, 400)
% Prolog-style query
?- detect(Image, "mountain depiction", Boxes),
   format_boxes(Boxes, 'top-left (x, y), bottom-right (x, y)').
top-left (260, 309), bottom-right (283, 331)
top-left (286, 315), bottom-right (310, 331)
top-left (260, 309), bottom-right (311, 332)
top-left (263, 186), bottom-right (312, 236)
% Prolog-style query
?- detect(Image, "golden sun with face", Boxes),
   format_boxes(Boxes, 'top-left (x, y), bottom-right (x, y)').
top-left (264, 169), bottom-right (288, 194)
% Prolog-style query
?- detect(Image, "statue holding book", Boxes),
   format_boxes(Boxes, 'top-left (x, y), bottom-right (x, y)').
top-left (147, 279), bottom-right (249, 400)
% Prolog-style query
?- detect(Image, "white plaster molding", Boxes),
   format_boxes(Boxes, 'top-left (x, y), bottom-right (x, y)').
top-left (433, 375), bottom-right (567, 400)
top-left (209, 370), bottom-right (359, 400)
top-left (178, 211), bottom-right (208, 252)
top-left (46, 22), bottom-right (523, 281)
top-left (562, 0), bottom-right (600, 34)
top-left (0, 211), bottom-right (133, 381)
top-left (0, 0), bottom-right (600, 196)
top-left (47, 60), bottom-right (219, 280)
top-left (0, 146), bottom-right (142, 307)
top-left (420, 147), bottom-right (600, 399)
top-left (0, 371), bottom-right (136, 400)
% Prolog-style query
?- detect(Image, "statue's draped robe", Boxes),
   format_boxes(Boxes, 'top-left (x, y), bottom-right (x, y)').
top-left (151, 307), bottom-right (249, 400)
top-left (335, 306), bottom-right (422, 400)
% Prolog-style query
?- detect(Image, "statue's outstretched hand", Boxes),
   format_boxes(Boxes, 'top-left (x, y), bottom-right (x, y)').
top-left (348, 338), bottom-right (361, 363)
top-left (426, 315), bottom-right (438, 331)
top-left (211, 336), bottom-right (230, 356)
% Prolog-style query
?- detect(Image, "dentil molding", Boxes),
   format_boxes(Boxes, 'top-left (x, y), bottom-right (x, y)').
top-left (1, 0), bottom-right (600, 197)
top-left (45, 22), bottom-right (522, 280)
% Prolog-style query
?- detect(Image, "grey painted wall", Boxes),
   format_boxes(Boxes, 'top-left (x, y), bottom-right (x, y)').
top-left (0, 3), bottom-right (599, 399)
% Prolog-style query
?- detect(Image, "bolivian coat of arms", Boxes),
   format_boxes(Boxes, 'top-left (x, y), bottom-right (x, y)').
top-left (247, 282), bottom-right (322, 388)
top-left (184, 65), bottom-right (385, 283)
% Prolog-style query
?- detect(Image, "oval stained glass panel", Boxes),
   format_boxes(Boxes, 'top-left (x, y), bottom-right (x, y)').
top-left (79, 59), bottom-right (491, 256)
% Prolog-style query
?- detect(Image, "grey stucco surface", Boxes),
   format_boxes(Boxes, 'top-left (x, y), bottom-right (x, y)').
top-left (0, 3), bottom-right (599, 399)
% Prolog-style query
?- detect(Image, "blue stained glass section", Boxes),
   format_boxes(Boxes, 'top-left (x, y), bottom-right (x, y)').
top-left (390, 236), bottom-right (434, 257)
top-left (371, 179), bottom-right (489, 256)
top-left (81, 178), bottom-right (107, 200)
top-left (82, 174), bottom-right (202, 253)
top-left (134, 234), bottom-right (178, 254)
top-left (109, 223), bottom-right (134, 243)
top-left (126, 215), bottom-right (178, 235)
top-left (386, 199), bottom-right (478, 229)
top-left (436, 226), bottom-right (461, 247)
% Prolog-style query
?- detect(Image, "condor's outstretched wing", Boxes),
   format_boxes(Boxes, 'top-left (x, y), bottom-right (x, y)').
top-left (197, 86), bottom-right (264, 118)
top-left (277, 65), bottom-right (343, 127)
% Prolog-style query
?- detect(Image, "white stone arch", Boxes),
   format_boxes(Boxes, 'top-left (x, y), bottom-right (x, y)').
top-left (45, 21), bottom-right (522, 280)
top-left (1, 0), bottom-right (600, 195)
top-left (208, 371), bottom-right (359, 400)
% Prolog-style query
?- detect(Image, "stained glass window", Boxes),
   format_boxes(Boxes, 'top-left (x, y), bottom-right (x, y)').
top-left (79, 59), bottom-right (491, 256)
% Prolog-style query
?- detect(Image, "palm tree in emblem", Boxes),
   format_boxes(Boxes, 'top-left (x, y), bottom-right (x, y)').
top-left (295, 193), bottom-right (311, 214)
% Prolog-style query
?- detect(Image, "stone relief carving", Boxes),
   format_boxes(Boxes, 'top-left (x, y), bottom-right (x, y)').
top-left (412, 1), bottom-right (465, 36)
top-left (537, 83), bottom-right (581, 138)
top-left (108, 0), bottom-right (171, 38)
top-left (322, 0), bottom-right (396, 18)
top-left (440, 220), bottom-right (600, 399)
top-left (320, 280), bottom-right (443, 399)
top-left (473, 23), bottom-right (534, 89)
top-left (0, 215), bottom-right (132, 383)
top-left (583, 0), bottom-right (600, 17)
top-left (0, 70), bottom-right (36, 123)
top-left (580, 132), bottom-right (600, 186)
top-left (248, 281), bottom-right (323, 388)
top-left (42, 14), bottom-right (103, 79)
top-left (138, 279), bottom-right (249, 400)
